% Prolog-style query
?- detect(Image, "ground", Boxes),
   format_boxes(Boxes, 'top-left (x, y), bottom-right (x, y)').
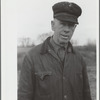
top-left (87, 66), bottom-right (96, 100)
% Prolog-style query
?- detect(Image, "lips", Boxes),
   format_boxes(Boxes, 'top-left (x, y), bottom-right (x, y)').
top-left (61, 34), bottom-right (69, 38)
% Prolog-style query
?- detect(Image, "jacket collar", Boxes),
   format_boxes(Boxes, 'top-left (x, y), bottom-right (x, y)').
top-left (40, 36), bottom-right (74, 55)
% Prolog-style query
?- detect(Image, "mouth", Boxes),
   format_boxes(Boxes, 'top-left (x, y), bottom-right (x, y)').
top-left (60, 34), bottom-right (69, 39)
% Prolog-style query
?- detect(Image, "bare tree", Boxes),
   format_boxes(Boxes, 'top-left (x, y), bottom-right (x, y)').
top-left (38, 32), bottom-right (53, 43)
top-left (18, 37), bottom-right (34, 47)
top-left (71, 39), bottom-right (78, 46)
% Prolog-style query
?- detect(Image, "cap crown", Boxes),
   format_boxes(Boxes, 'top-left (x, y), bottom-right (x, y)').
top-left (52, 2), bottom-right (82, 18)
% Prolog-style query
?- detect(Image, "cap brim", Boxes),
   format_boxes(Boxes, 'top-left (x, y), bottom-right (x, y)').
top-left (54, 13), bottom-right (79, 24)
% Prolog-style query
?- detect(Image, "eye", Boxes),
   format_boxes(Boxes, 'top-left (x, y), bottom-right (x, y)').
top-left (60, 22), bottom-right (68, 26)
top-left (60, 21), bottom-right (77, 28)
top-left (68, 23), bottom-right (76, 27)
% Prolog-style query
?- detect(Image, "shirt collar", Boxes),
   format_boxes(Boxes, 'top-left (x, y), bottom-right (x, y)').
top-left (40, 36), bottom-right (74, 55)
top-left (50, 37), bottom-right (60, 53)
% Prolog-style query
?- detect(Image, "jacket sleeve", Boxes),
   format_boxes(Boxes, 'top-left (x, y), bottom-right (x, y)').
top-left (18, 54), bottom-right (35, 100)
top-left (82, 57), bottom-right (92, 100)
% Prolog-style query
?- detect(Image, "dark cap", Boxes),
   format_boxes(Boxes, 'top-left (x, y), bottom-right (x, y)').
top-left (52, 2), bottom-right (82, 24)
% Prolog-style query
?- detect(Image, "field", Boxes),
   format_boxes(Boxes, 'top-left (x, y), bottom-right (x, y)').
top-left (87, 66), bottom-right (96, 100)
top-left (18, 45), bottom-right (96, 100)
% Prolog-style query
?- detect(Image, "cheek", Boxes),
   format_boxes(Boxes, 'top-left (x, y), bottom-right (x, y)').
top-left (55, 29), bottom-right (62, 36)
top-left (71, 32), bottom-right (74, 36)
top-left (70, 29), bottom-right (74, 36)
top-left (69, 33), bottom-right (74, 39)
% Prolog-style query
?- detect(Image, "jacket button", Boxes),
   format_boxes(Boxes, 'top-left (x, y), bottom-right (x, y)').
top-left (63, 77), bottom-right (65, 80)
top-left (48, 50), bottom-right (51, 52)
top-left (64, 95), bottom-right (67, 99)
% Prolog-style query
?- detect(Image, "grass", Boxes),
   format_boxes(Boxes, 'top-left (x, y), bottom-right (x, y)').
top-left (87, 66), bottom-right (96, 100)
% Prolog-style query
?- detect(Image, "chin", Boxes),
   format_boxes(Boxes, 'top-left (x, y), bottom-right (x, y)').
top-left (59, 40), bottom-right (69, 45)
top-left (61, 39), bottom-right (69, 43)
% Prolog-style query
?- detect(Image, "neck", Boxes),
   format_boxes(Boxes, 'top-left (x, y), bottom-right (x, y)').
top-left (52, 36), bottom-right (68, 47)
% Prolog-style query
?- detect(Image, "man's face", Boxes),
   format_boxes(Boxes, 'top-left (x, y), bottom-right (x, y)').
top-left (51, 19), bottom-right (77, 46)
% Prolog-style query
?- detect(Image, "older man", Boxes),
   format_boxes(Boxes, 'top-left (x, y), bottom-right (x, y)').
top-left (18, 1), bottom-right (92, 100)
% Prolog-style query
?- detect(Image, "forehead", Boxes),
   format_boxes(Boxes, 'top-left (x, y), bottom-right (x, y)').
top-left (54, 18), bottom-right (75, 25)
top-left (59, 20), bottom-right (76, 25)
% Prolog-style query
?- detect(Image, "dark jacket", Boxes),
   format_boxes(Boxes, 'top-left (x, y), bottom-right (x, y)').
top-left (18, 37), bottom-right (92, 100)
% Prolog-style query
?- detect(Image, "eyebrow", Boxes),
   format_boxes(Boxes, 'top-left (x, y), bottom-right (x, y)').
top-left (60, 21), bottom-right (75, 26)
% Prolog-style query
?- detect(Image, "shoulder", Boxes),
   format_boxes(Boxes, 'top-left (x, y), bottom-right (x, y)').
top-left (73, 47), bottom-right (85, 61)
top-left (73, 48), bottom-right (82, 56)
top-left (23, 43), bottom-right (43, 61)
top-left (28, 43), bottom-right (43, 56)
top-left (73, 47), bottom-right (86, 65)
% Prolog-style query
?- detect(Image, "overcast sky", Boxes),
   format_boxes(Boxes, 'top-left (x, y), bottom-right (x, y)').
top-left (2, 0), bottom-right (99, 45)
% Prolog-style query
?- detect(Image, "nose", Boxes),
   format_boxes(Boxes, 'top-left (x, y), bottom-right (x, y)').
top-left (64, 30), bottom-right (70, 34)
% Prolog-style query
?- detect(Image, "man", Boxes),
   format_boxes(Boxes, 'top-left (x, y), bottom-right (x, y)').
top-left (18, 1), bottom-right (92, 100)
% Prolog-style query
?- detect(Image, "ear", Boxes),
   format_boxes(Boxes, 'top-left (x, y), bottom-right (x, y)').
top-left (51, 20), bottom-right (55, 31)
top-left (72, 24), bottom-right (77, 31)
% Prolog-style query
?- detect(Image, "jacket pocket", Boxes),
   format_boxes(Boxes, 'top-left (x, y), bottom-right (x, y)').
top-left (35, 71), bottom-right (52, 95)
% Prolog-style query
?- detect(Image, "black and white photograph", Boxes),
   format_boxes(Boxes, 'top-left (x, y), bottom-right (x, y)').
top-left (1, 0), bottom-right (99, 100)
